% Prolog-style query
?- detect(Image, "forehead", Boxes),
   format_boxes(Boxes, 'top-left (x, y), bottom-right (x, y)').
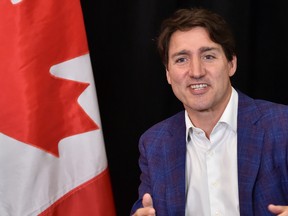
top-left (169, 27), bottom-right (220, 52)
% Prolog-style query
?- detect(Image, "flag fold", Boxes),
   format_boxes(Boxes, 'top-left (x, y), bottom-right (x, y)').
top-left (0, 0), bottom-right (116, 215)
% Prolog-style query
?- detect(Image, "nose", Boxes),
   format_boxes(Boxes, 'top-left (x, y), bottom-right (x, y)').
top-left (188, 58), bottom-right (205, 79)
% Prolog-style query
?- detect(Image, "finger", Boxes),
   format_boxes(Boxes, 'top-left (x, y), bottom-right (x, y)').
top-left (132, 194), bottom-right (155, 216)
top-left (268, 204), bottom-right (288, 215)
top-left (132, 208), bottom-right (155, 216)
top-left (142, 193), bottom-right (153, 208)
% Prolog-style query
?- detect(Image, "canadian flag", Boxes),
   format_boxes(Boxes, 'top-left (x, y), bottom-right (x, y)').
top-left (0, 0), bottom-right (116, 215)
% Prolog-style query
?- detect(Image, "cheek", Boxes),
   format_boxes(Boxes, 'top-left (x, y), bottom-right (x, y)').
top-left (214, 65), bottom-right (233, 81)
top-left (166, 70), bottom-right (182, 85)
top-left (168, 74), bottom-right (183, 86)
top-left (166, 65), bottom-right (189, 87)
top-left (218, 73), bottom-right (231, 85)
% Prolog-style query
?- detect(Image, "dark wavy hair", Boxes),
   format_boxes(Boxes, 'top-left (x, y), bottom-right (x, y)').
top-left (157, 8), bottom-right (236, 67)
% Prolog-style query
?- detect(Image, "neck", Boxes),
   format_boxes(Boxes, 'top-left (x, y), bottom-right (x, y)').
top-left (189, 111), bottom-right (220, 139)
top-left (187, 89), bottom-right (232, 139)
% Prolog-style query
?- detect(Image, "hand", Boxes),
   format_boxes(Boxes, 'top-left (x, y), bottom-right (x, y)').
top-left (132, 193), bottom-right (156, 216)
top-left (268, 204), bottom-right (288, 215)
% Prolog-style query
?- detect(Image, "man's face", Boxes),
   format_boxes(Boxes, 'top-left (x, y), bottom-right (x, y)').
top-left (166, 27), bottom-right (237, 116)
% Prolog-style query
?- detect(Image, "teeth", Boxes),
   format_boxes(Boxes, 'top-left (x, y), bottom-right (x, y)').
top-left (191, 84), bottom-right (207, 89)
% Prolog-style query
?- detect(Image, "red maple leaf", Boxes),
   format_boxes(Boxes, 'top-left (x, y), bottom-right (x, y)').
top-left (0, 0), bottom-right (99, 157)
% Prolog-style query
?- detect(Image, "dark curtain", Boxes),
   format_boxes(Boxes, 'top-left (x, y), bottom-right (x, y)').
top-left (80, 0), bottom-right (288, 215)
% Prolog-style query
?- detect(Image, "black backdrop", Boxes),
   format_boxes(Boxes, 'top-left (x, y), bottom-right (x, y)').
top-left (80, 1), bottom-right (288, 215)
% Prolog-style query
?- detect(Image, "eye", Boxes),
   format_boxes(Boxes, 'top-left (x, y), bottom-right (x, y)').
top-left (202, 54), bottom-right (216, 61)
top-left (175, 57), bottom-right (188, 64)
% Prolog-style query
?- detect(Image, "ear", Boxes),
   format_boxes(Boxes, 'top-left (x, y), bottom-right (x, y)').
top-left (228, 55), bottom-right (237, 77)
top-left (166, 68), bottom-right (171, 84)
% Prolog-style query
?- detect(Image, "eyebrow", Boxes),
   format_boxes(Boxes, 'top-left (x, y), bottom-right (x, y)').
top-left (170, 47), bottom-right (221, 59)
top-left (199, 46), bottom-right (220, 53)
top-left (170, 49), bottom-right (191, 59)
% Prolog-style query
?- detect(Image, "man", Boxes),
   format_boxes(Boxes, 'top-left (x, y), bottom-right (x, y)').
top-left (131, 7), bottom-right (288, 216)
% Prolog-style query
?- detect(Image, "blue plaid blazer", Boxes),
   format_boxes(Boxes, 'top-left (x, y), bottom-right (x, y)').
top-left (131, 91), bottom-right (288, 216)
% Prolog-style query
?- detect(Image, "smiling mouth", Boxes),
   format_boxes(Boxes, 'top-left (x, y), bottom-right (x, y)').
top-left (190, 84), bottom-right (208, 90)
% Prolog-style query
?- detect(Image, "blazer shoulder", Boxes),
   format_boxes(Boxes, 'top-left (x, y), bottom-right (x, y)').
top-left (140, 111), bottom-right (185, 139)
top-left (238, 90), bottom-right (288, 125)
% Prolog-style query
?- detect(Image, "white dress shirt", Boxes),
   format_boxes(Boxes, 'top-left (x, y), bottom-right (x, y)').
top-left (185, 88), bottom-right (240, 216)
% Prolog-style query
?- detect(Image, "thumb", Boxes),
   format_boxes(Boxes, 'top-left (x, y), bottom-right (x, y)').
top-left (268, 204), bottom-right (285, 214)
top-left (142, 193), bottom-right (153, 208)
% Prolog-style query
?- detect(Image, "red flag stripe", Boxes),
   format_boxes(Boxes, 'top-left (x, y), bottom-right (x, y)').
top-left (39, 168), bottom-right (116, 216)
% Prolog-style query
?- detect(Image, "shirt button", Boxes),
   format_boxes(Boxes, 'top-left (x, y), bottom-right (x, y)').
top-left (212, 181), bottom-right (219, 188)
top-left (207, 150), bottom-right (214, 157)
top-left (215, 210), bottom-right (222, 216)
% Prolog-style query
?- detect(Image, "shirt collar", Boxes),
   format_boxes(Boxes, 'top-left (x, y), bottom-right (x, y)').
top-left (185, 87), bottom-right (238, 142)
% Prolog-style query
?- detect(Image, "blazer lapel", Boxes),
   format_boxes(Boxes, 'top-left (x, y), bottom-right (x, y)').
top-left (237, 92), bottom-right (265, 215)
top-left (161, 92), bottom-right (265, 215)
top-left (164, 113), bottom-right (186, 216)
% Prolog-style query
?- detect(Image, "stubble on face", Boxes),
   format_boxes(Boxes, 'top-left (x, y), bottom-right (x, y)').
top-left (166, 27), bottom-right (236, 125)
